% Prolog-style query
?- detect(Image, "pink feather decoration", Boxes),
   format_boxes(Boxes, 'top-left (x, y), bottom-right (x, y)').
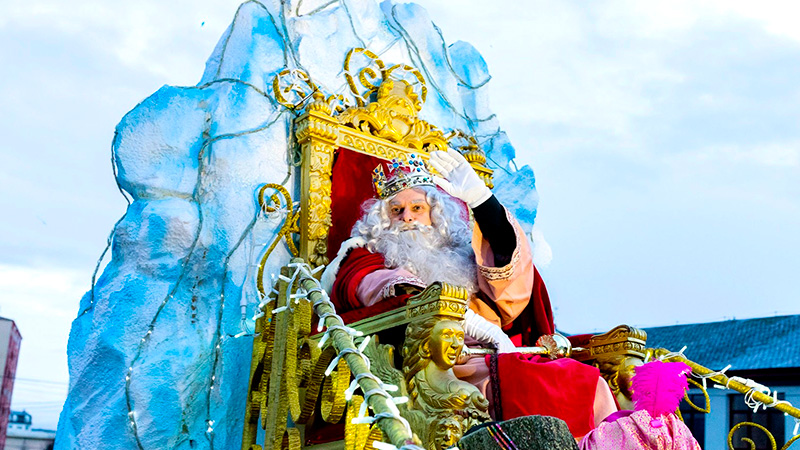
top-left (631, 360), bottom-right (692, 420)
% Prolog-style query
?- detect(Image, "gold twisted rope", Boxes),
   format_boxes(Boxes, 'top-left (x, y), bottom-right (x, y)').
top-left (256, 183), bottom-right (299, 300)
top-left (784, 435), bottom-right (800, 450)
top-left (344, 47), bottom-right (427, 106)
top-left (728, 422), bottom-right (777, 450)
top-left (683, 378), bottom-right (711, 413)
top-left (344, 48), bottom-right (386, 105)
top-left (656, 350), bottom-right (800, 420)
top-left (272, 68), bottom-right (317, 109)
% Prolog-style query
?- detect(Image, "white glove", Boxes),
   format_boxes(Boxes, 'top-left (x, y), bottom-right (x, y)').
top-left (428, 149), bottom-right (492, 208)
top-left (463, 309), bottom-right (516, 353)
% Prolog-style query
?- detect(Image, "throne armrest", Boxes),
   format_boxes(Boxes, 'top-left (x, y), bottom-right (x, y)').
top-left (344, 282), bottom-right (470, 335)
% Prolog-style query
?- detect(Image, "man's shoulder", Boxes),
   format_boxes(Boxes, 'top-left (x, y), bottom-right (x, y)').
top-left (320, 237), bottom-right (369, 292)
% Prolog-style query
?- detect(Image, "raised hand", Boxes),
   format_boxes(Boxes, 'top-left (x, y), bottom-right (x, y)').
top-left (428, 148), bottom-right (492, 208)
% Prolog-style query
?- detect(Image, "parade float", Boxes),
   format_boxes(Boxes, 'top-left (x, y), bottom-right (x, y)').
top-left (56, 1), bottom-right (800, 450)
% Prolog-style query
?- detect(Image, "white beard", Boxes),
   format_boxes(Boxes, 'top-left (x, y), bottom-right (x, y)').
top-left (372, 222), bottom-right (478, 293)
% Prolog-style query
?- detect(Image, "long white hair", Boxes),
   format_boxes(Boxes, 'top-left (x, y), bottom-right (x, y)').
top-left (351, 186), bottom-right (478, 293)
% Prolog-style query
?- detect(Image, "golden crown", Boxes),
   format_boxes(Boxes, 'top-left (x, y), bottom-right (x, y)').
top-left (372, 153), bottom-right (435, 199)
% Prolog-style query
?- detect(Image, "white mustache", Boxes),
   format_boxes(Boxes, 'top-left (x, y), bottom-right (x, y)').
top-left (390, 221), bottom-right (433, 233)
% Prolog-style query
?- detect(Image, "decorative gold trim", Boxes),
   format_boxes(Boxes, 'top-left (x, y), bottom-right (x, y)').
top-left (684, 378), bottom-right (711, 413)
top-left (728, 422), bottom-right (777, 450)
top-left (256, 184), bottom-right (299, 299)
top-left (273, 68), bottom-right (317, 109)
top-left (572, 325), bottom-right (648, 362)
top-left (782, 434), bottom-right (800, 450)
top-left (447, 130), bottom-right (494, 189)
top-left (296, 110), bottom-right (338, 267)
top-left (653, 349), bottom-right (800, 421)
top-left (320, 357), bottom-right (349, 424)
top-left (340, 128), bottom-right (424, 159)
top-left (338, 78), bottom-right (447, 152)
top-left (406, 282), bottom-right (469, 321)
top-left (569, 325), bottom-right (649, 411)
top-left (344, 47), bottom-right (427, 107)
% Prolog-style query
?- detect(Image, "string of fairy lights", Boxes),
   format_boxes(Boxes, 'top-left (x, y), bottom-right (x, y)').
top-left (655, 347), bottom-right (800, 437)
top-left (290, 261), bottom-right (422, 450)
top-left (72, 1), bottom-right (513, 447)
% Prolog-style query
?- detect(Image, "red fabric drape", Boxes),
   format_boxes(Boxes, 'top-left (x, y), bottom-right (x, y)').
top-left (331, 247), bottom-right (386, 312)
top-left (493, 354), bottom-right (600, 437)
top-left (328, 149), bottom-right (387, 261)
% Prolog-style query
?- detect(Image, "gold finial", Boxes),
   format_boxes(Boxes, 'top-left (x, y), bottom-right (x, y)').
top-left (406, 282), bottom-right (470, 321)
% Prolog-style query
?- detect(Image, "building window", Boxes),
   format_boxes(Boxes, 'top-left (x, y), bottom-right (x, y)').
top-left (729, 393), bottom-right (785, 450)
top-left (680, 392), bottom-right (706, 445)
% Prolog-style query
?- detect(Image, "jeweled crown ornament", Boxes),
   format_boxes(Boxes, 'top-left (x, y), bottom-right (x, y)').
top-left (372, 153), bottom-right (434, 199)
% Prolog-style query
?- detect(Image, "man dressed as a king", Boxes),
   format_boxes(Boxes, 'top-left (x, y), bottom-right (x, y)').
top-left (321, 149), bottom-right (617, 438)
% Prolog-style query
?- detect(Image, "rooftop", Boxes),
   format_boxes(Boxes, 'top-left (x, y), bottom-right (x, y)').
top-left (643, 314), bottom-right (800, 371)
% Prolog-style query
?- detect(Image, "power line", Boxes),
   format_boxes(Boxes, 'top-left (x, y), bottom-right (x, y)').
top-left (1, 376), bottom-right (68, 386)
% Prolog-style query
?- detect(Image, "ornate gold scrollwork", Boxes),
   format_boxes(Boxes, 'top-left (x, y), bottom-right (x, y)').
top-left (783, 435), bottom-right (800, 450)
top-left (273, 69), bottom-right (349, 115)
top-left (242, 264), bottom-right (319, 450)
top-left (344, 48), bottom-right (427, 108)
top-left (346, 395), bottom-right (385, 450)
top-left (295, 110), bottom-right (337, 267)
top-left (321, 357), bottom-right (350, 423)
top-left (256, 184), bottom-right (300, 299)
top-left (684, 378), bottom-right (711, 413)
top-left (728, 422), bottom-right (777, 450)
top-left (273, 69), bottom-right (317, 110)
top-left (571, 325), bottom-right (648, 410)
top-left (344, 48), bottom-right (386, 106)
top-left (338, 78), bottom-right (447, 152)
top-left (340, 48), bottom-right (446, 152)
top-left (406, 282), bottom-right (470, 321)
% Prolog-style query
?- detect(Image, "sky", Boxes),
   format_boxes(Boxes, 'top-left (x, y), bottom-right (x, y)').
top-left (1, 0), bottom-right (799, 431)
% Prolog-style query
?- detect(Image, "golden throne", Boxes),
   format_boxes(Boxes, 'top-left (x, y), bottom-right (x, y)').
top-left (241, 49), bottom-right (497, 450)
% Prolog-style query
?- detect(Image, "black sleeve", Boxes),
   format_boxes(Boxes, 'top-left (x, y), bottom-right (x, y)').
top-left (471, 195), bottom-right (516, 267)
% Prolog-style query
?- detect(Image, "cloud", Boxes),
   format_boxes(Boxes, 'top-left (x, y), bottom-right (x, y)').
top-left (3, 1), bottom-right (241, 82)
top-left (688, 142), bottom-right (800, 168)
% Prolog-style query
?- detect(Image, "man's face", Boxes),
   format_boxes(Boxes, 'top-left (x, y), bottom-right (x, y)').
top-left (388, 188), bottom-right (432, 226)
top-left (428, 319), bottom-right (465, 370)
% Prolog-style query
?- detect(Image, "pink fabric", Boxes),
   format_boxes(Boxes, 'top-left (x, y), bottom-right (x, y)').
top-left (579, 410), bottom-right (702, 450)
top-left (469, 209), bottom-right (534, 327)
top-left (593, 377), bottom-right (619, 427)
top-left (356, 267), bottom-right (421, 307)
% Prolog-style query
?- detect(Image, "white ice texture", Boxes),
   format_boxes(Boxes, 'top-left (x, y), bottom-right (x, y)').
top-left (56, 1), bottom-right (542, 448)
